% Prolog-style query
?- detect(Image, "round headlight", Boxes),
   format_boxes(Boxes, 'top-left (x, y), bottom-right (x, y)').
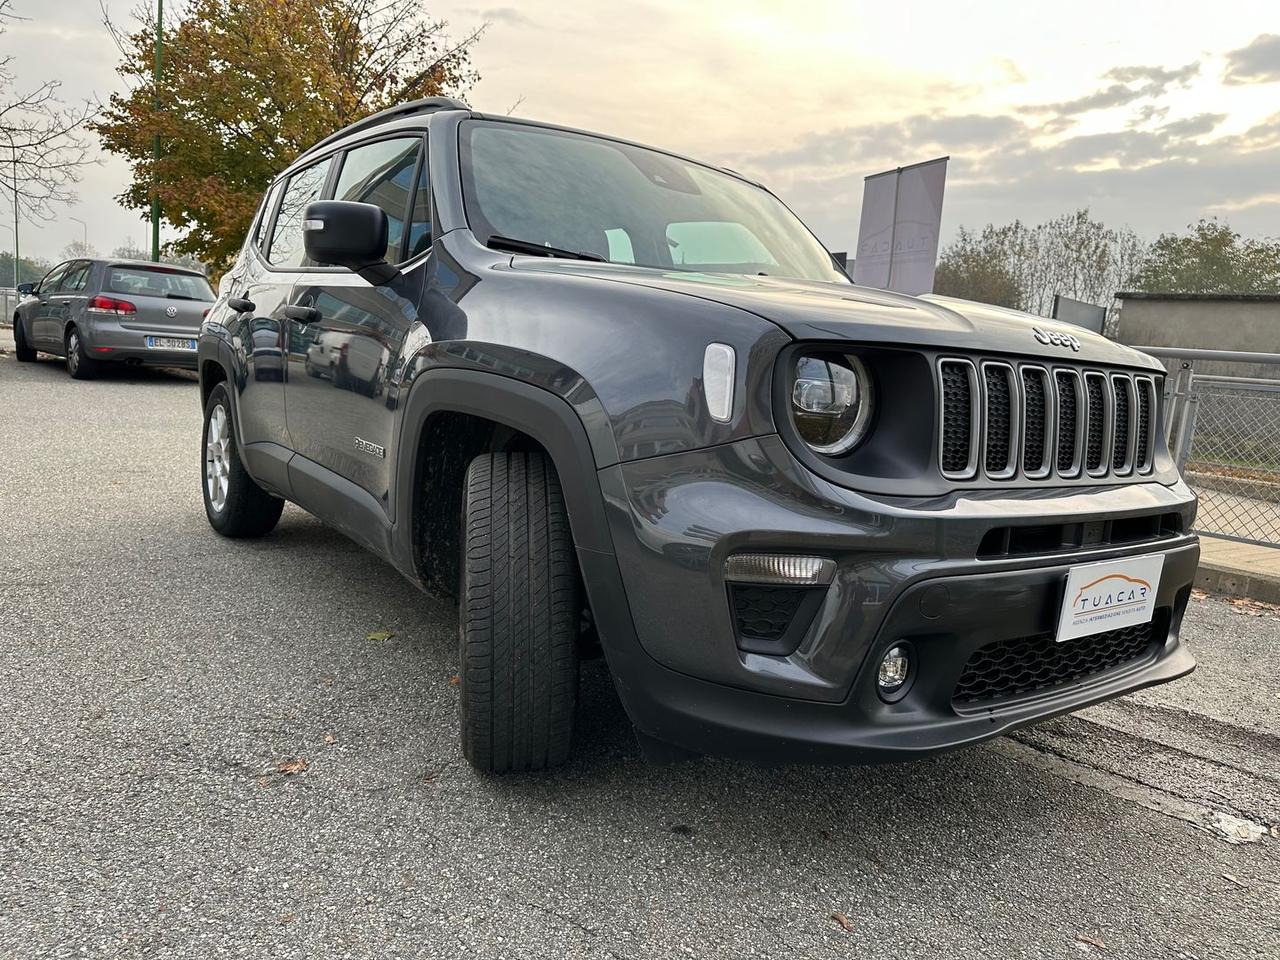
top-left (791, 353), bottom-right (872, 455)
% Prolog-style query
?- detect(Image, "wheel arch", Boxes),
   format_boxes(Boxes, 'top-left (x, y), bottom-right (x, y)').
top-left (393, 368), bottom-right (618, 598)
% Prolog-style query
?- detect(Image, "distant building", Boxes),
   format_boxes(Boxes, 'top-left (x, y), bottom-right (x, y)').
top-left (1114, 292), bottom-right (1280, 377)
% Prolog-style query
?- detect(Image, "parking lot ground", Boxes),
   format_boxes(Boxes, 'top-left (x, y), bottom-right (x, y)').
top-left (2, 344), bottom-right (1279, 960)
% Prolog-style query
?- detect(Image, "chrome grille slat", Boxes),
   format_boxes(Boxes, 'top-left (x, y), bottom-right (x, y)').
top-left (938, 358), bottom-right (1158, 483)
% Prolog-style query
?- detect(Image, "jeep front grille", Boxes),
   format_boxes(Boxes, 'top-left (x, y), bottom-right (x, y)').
top-left (938, 358), bottom-right (1157, 483)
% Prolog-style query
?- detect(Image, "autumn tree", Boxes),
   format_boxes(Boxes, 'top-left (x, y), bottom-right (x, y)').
top-left (93, 0), bottom-right (483, 274)
top-left (933, 226), bottom-right (1021, 309)
top-left (1129, 219), bottom-right (1280, 294)
top-left (933, 210), bottom-right (1145, 318)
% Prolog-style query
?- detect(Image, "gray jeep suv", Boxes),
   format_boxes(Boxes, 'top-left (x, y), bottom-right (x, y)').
top-left (13, 258), bottom-right (214, 378)
top-left (197, 98), bottom-right (1199, 772)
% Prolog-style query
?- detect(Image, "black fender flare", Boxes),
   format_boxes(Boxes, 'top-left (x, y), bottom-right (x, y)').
top-left (392, 367), bottom-right (616, 561)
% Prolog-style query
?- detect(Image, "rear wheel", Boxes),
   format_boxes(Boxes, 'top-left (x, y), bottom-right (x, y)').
top-left (65, 327), bottom-right (99, 380)
top-left (202, 382), bottom-right (284, 538)
top-left (13, 318), bottom-right (35, 362)
top-left (459, 452), bottom-right (580, 773)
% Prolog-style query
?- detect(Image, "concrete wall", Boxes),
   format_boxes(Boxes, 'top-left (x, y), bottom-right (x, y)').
top-left (1115, 294), bottom-right (1280, 378)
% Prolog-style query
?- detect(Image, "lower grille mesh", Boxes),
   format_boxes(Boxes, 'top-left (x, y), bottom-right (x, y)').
top-left (953, 620), bottom-right (1159, 704)
top-left (730, 585), bottom-right (805, 643)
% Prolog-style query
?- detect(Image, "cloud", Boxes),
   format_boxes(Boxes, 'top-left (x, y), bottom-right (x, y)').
top-left (1020, 60), bottom-right (1198, 120)
top-left (1224, 33), bottom-right (1280, 84)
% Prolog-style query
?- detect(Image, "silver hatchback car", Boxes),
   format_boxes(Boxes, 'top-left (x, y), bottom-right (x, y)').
top-left (11, 258), bottom-right (215, 379)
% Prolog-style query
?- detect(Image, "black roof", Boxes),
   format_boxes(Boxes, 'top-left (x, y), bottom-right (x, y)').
top-left (305, 96), bottom-right (470, 156)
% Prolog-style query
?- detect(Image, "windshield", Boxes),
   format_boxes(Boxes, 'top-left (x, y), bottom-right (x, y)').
top-left (460, 120), bottom-right (847, 284)
top-left (106, 266), bottom-right (215, 301)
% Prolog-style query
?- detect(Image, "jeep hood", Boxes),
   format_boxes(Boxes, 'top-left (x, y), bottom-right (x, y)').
top-left (512, 260), bottom-right (1158, 371)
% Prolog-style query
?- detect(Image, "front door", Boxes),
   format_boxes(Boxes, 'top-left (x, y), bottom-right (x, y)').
top-left (283, 134), bottom-right (430, 517)
top-left (31, 261), bottom-right (69, 346)
top-left (233, 156), bottom-right (333, 453)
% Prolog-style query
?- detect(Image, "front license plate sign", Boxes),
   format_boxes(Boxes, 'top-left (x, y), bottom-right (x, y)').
top-left (1055, 553), bottom-right (1164, 642)
top-left (146, 336), bottom-right (197, 351)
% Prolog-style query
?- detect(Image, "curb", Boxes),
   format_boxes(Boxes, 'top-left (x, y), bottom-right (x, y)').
top-left (1195, 560), bottom-right (1280, 605)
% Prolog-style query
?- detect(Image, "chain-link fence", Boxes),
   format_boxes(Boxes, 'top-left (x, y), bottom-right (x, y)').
top-left (1141, 347), bottom-right (1280, 548)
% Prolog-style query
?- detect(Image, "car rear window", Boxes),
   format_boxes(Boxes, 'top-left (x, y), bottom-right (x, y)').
top-left (106, 267), bottom-right (215, 301)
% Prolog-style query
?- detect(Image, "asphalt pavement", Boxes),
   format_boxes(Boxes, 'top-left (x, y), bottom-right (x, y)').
top-left (2, 338), bottom-right (1278, 960)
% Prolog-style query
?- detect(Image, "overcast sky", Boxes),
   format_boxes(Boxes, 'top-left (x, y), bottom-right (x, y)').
top-left (7, 0), bottom-right (1280, 262)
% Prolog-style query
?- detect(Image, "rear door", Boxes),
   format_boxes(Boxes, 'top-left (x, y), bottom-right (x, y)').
top-left (284, 134), bottom-right (429, 516)
top-left (52, 260), bottom-right (93, 341)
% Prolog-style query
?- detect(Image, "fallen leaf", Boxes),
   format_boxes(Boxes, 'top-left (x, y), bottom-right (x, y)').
top-left (365, 630), bottom-right (395, 642)
top-left (1075, 933), bottom-right (1106, 950)
top-left (831, 912), bottom-right (854, 933)
top-left (1222, 873), bottom-right (1247, 889)
top-left (1190, 588), bottom-right (1207, 600)
top-left (449, 675), bottom-right (461, 686)
top-left (277, 758), bottom-right (309, 775)
top-left (323, 733), bottom-right (337, 745)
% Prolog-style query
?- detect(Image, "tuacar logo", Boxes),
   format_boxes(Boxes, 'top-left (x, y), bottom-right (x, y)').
top-left (1071, 573), bottom-right (1151, 619)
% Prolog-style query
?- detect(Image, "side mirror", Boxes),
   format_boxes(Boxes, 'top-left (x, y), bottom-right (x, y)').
top-left (16, 282), bottom-right (33, 296)
top-left (302, 200), bottom-right (399, 286)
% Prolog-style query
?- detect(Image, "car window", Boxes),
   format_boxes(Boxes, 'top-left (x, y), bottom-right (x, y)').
top-left (665, 221), bottom-right (778, 267)
top-left (333, 137), bottom-right (423, 263)
top-left (105, 266), bottom-right (215, 300)
top-left (267, 158), bottom-right (333, 268)
top-left (59, 262), bottom-right (93, 292)
top-left (39, 263), bottom-right (69, 292)
top-left (406, 153), bottom-right (432, 259)
top-left (253, 181), bottom-right (284, 252)
top-left (460, 121), bottom-right (847, 283)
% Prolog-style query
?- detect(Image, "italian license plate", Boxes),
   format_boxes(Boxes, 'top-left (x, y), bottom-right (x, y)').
top-left (145, 336), bottom-right (197, 351)
top-left (1055, 553), bottom-right (1164, 642)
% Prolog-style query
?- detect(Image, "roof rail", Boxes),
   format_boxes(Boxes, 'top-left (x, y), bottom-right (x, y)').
top-left (307, 96), bottom-right (470, 154)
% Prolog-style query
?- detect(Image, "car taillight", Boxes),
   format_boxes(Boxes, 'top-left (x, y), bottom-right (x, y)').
top-left (87, 295), bottom-right (137, 316)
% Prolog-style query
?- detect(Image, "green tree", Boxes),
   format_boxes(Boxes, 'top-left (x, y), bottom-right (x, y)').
top-left (1129, 219), bottom-right (1280, 294)
top-left (933, 226), bottom-right (1022, 309)
top-left (933, 210), bottom-right (1146, 319)
top-left (0, 251), bottom-right (52, 285)
top-left (92, 0), bottom-right (483, 275)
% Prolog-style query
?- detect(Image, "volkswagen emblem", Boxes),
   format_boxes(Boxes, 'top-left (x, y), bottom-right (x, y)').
top-left (165, 305), bottom-right (178, 318)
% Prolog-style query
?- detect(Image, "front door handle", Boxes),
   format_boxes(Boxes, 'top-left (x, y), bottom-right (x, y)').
top-left (284, 305), bottom-right (321, 324)
top-left (228, 297), bottom-right (255, 313)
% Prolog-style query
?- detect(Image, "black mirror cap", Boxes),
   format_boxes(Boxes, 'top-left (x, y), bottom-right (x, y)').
top-left (301, 200), bottom-right (399, 285)
top-left (16, 282), bottom-right (33, 295)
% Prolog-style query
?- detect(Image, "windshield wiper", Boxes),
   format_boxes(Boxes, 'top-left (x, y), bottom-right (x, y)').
top-left (486, 234), bottom-right (607, 263)
top-left (164, 293), bottom-right (202, 300)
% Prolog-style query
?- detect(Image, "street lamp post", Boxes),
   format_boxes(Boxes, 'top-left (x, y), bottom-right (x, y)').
top-left (6, 132), bottom-right (17, 289)
top-left (70, 215), bottom-right (87, 251)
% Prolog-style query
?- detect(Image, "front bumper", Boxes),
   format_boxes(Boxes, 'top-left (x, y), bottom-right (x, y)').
top-left (594, 434), bottom-right (1199, 763)
top-left (82, 319), bottom-right (199, 369)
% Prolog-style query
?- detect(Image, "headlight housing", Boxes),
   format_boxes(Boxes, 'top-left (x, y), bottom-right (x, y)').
top-left (791, 353), bottom-right (873, 455)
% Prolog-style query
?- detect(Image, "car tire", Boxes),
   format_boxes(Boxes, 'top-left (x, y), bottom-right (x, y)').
top-left (65, 326), bottom-right (98, 380)
top-left (13, 318), bottom-right (35, 362)
top-left (460, 451), bottom-right (580, 773)
top-left (201, 382), bottom-right (284, 538)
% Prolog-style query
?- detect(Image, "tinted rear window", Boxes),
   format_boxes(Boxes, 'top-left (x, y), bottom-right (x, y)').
top-left (106, 267), bottom-right (214, 301)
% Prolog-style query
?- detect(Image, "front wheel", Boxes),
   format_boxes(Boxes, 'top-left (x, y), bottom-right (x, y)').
top-left (13, 318), bottom-right (35, 362)
top-left (459, 452), bottom-right (580, 773)
top-left (202, 382), bottom-right (284, 538)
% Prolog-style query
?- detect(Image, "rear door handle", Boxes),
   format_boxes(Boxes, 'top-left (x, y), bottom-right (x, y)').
top-left (228, 297), bottom-right (255, 313)
top-left (284, 305), bottom-right (321, 324)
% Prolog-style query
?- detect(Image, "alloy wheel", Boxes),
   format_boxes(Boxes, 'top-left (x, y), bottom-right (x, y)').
top-left (67, 332), bottom-right (80, 375)
top-left (205, 404), bottom-right (231, 512)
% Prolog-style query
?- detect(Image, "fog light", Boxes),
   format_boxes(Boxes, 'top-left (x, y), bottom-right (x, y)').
top-left (877, 645), bottom-right (911, 692)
